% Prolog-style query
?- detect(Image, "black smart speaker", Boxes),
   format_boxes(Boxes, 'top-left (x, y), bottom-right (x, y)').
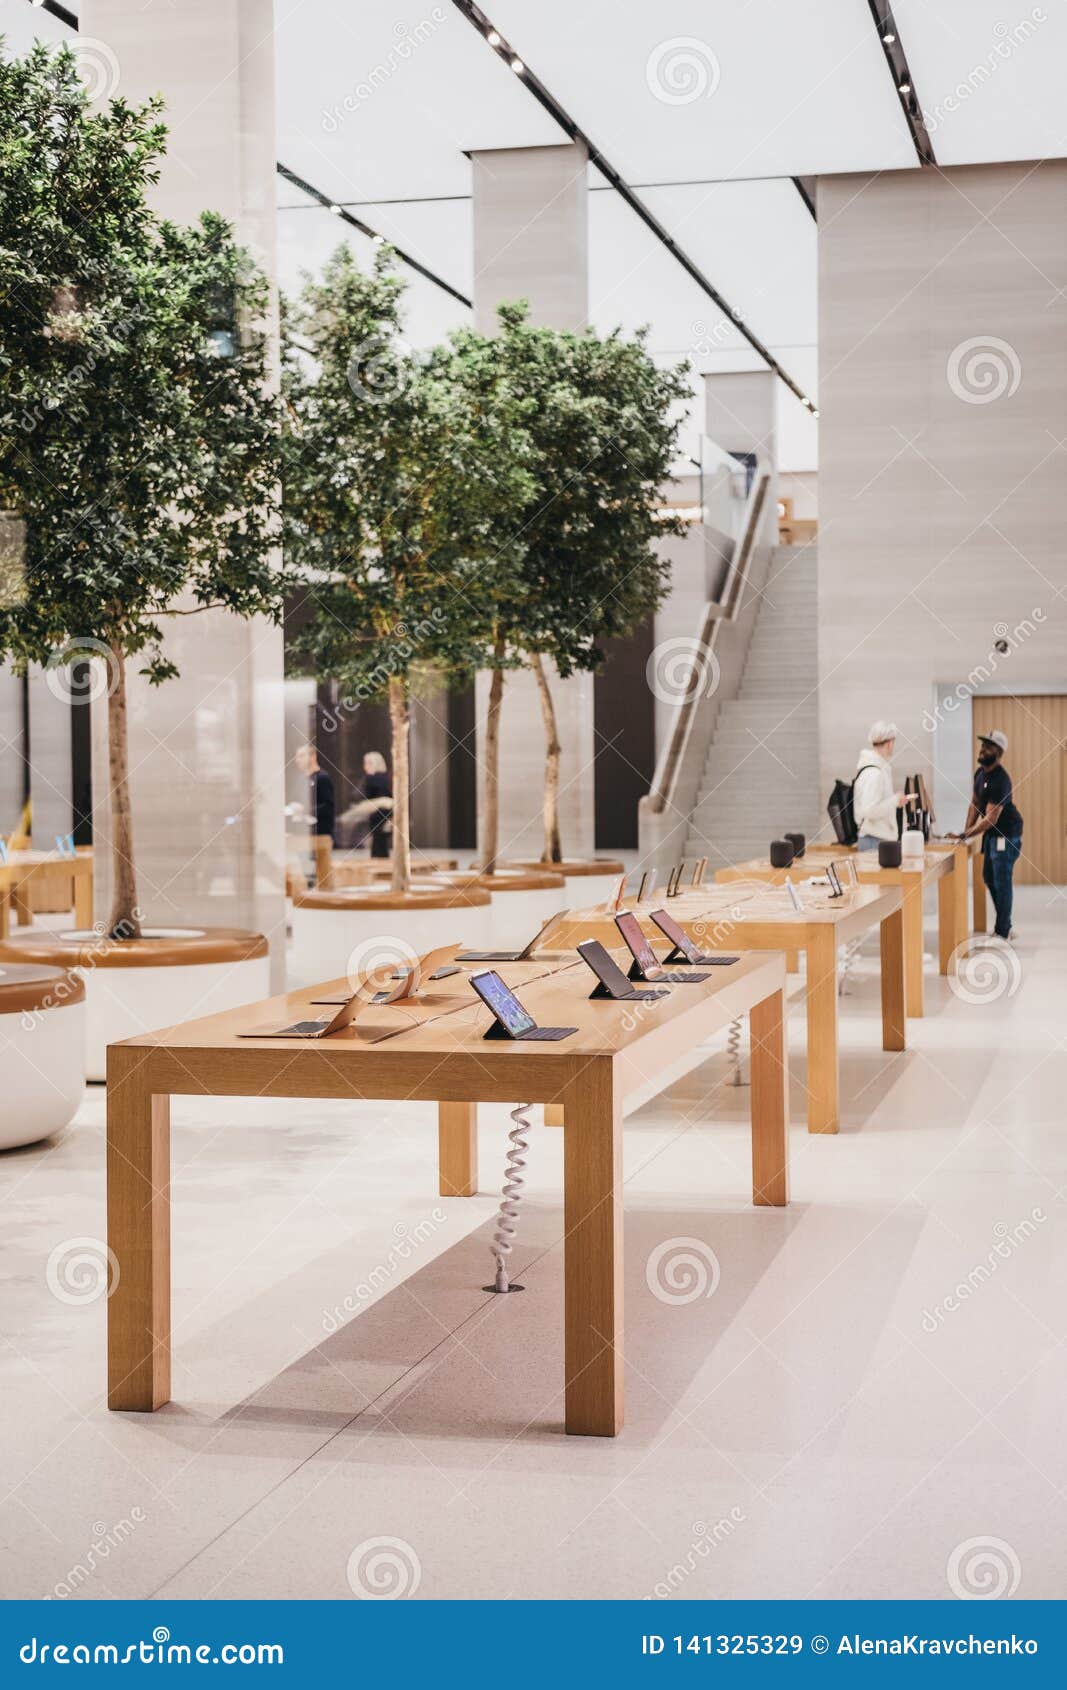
top-left (769, 839), bottom-right (795, 868)
top-left (878, 839), bottom-right (902, 868)
top-left (784, 831), bottom-right (806, 859)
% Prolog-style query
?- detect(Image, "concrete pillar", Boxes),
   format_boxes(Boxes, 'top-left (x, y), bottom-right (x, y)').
top-left (704, 371), bottom-right (779, 549)
top-left (471, 143), bottom-right (595, 861)
top-left (82, 0), bottom-right (286, 977)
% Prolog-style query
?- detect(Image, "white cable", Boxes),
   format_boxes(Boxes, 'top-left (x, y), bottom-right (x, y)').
top-left (726, 1016), bottom-right (746, 1087)
top-left (486, 1103), bottom-right (532, 1293)
top-left (838, 937), bottom-right (862, 996)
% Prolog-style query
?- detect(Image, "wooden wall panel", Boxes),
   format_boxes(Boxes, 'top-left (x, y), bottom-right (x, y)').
top-left (972, 696), bottom-right (1065, 884)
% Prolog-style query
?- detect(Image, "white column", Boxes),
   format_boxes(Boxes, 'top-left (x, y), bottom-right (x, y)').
top-left (471, 143), bottom-right (595, 860)
top-left (82, 0), bottom-right (286, 978)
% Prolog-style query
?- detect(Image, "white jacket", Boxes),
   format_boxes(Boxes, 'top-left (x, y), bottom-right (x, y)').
top-left (853, 746), bottom-right (898, 842)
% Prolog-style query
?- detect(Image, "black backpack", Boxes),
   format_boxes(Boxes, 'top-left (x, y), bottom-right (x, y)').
top-left (827, 778), bottom-right (858, 846)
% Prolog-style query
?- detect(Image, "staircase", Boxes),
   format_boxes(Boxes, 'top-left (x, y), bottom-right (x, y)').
top-left (685, 545), bottom-right (822, 866)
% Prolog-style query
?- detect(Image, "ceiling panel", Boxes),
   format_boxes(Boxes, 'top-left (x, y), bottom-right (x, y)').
top-left (273, 0), bottom-right (562, 205)
top-left (488, 0), bottom-right (917, 177)
top-left (895, 0), bottom-right (1067, 166)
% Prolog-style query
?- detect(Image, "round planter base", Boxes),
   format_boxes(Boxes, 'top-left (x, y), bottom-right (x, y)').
top-left (505, 857), bottom-right (625, 912)
top-left (290, 886), bottom-right (493, 987)
top-left (0, 928), bottom-right (270, 1082)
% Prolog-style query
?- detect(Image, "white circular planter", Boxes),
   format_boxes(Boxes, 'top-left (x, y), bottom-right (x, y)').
top-left (431, 870), bottom-right (568, 950)
top-left (290, 887), bottom-right (493, 988)
top-left (506, 858), bottom-right (625, 914)
top-left (0, 964), bottom-right (86, 1148)
top-left (0, 929), bottom-right (270, 1082)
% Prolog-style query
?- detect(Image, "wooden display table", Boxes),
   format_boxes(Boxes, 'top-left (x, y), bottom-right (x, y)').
top-left (105, 949), bottom-right (788, 1438)
top-left (715, 848), bottom-right (957, 1017)
top-left (551, 882), bottom-right (905, 1136)
top-left (0, 850), bottom-right (93, 939)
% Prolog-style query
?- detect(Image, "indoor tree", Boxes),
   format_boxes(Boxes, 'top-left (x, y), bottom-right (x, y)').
top-left (281, 245), bottom-right (533, 894)
top-left (0, 43), bottom-right (283, 937)
top-left (457, 303), bottom-right (690, 866)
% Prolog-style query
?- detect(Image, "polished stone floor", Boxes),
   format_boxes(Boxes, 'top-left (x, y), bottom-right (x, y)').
top-left (1, 885), bottom-right (1065, 1601)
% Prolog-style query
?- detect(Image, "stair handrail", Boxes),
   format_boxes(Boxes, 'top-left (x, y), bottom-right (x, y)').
top-left (644, 468), bottom-right (771, 814)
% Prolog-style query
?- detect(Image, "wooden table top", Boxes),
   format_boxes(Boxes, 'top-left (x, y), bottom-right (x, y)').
top-left (716, 852), bottom-right (952, 888)
top-left (0, 850), bottom-right (93, 880)
top-left (551, 882), bottom-right (902, 954)
top-left (108, 948), bottom-right (787, 1106)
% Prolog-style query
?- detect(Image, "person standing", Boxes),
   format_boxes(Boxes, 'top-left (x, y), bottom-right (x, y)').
top-left (956, 730), bottom-right (1023, 941)
top-left (853, 721), bottom-right (912, 850)
top-left (296, 744), bottom-right (335, 885)
top-left (360, 750), bottom-right (393, 860)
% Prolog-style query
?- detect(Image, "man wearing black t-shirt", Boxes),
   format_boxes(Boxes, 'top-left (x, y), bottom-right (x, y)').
top-left (955, 730), bottom-right (1023, 942)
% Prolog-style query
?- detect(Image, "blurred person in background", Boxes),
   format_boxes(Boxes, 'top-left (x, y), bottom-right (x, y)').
top-left (953, 730), bottom-right (1023, 942)
top-left (854, 721), bottom-right (914, 850)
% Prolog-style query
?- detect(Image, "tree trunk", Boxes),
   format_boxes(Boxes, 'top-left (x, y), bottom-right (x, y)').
top-left (388, 676), bottom-right (411, 895)
top-left (530, 652), bottom-right (563, 865)
top-left (106, 641), bottom-right (142, 940)
top-left (480, 637), bottom-right (506, 876)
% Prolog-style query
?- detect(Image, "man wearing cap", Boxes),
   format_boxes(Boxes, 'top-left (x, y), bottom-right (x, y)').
top-left (955, 730), bottom-right (1023, 941)
top-left (854, 721), bottom-right (913, 851)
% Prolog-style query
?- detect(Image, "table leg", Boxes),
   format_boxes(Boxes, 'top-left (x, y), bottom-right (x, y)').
top-left (0, 887), bottom-right (9, 940)
top-left (313, 835), bottom-right (333, 889)
top-left (785, 949), bottom-right (800, 974)
top-left (563, 1059), bottom-right (622, 1436)
top-left (951, 847), bottom-right (969, 967)
top-left (879, 906), bottom-right (906, 1052)
top-left (544, 1104), bottom-right (564, 1127)
top-left (750, 987), bottom-right (789, 1206)
top-left (107, 1054), bottom-right (170, 1411)
top-left (972, 850), bottom-right (986, 935)
top-left (74, 867), bottom-right (93, 928)
top-left (804, 929), bottom-right (839, 1135)
top-left (937, 874), bottom-right (954, 975)
top-left (438, 1102), bottom-right (477, 1197)
top-left (903, 875), bottom-right (925, 1017)
top-left (13, 881), bottom-right (33, 927)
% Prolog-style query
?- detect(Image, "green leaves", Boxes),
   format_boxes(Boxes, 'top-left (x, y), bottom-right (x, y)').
top-left (0, 41), bottom-right (284, 680)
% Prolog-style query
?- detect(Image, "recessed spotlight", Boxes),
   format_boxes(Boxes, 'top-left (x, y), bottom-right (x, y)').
top-left (487, 30), bottom-right (501, 46)
top-left (899, 80), bottom-right (911, 94)
top-left (328, 202), bottom-right (343, 215)
top-left (813, 408), bottom-right (820, 418)
top-left (372, 234), bottom-right (385, 245)
top-left (511, 58), bottom-right (525, 73)
top-left (883, 31), bottom-right (896, 45)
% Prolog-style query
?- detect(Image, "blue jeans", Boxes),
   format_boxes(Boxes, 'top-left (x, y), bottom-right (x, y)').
top-left (983, 836), bottom-right (1021, 938)
top-left (856, 834), bottom-right (886, 852)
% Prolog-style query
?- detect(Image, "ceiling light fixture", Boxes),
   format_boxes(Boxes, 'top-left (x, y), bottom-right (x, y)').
top-left (899, 80), bottom-right (911, 94)
top-left (486, 30), bottom-right (500, 45)
top-left (328, 202), bottom-right (343, 215)
top-left (883, 31), bottom-right (896, 44)
top-left (510, 57), bottom-right (524, 73)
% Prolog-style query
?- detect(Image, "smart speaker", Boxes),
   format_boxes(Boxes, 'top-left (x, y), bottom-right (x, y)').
top-left (878, 839), bottom-right (902, 868)
top-left (769, 839), bottom-right (795, 868)
top-left (784, 831), bottom-right (806, 859)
